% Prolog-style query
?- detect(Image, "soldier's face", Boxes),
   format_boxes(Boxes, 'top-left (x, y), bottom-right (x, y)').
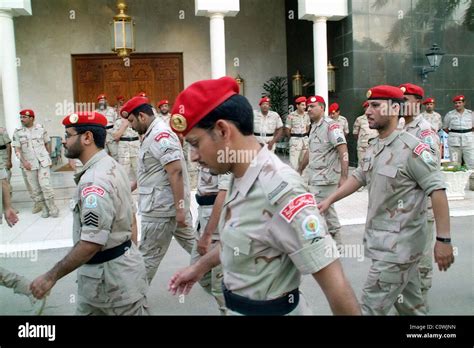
top-left (260, 102), bottom-right (270, 113)
top-left (127, 113), bottom-right (148, 135)
top-left (403, 95), bottom-right (421, 117)
top-left (366, 100), bottom-right (397, 130)
top-left (159, 104), bottom-right (169, 114)
top-left (296, 102), bottom-right (306, 113)
top-left (186, 124), bottom-right (231, 175)
top-left (63, 129), bottom-right (83, 159)
top-left (20, 115), bottom-right (34, 127)
top-left (454, 101), bottom-right (465, 111)
top-left (330, 111), bottom-right (339, 119)
top-left (98, 99), bottom-right (107, 109)
top-left (425, 103), bottom-right (434, 112)
top-left (307, 103), bottom-right (324, 121)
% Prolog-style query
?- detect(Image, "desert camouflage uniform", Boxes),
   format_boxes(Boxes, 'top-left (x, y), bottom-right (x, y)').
top-left (307, 117), bottom-right (346, 246)
top-left (190, 167), bottom-right (231, 314)
top-left (420, 111), bottom-right (443, 132)
top-left (285, 111), bottom-right (310, 170)
top-left (99, 106), bottom-right (119, 161)
top-left (253, 110), bottom-right (283, 153)
top-left (353, 130), bottom-right (446, 315)
top-left (114, 118), bottom-right (140, 182)
top-left (137, 118), bottom-right (194, 283)
top-left (72, 150), bottom-right (148, 315)
top-left (220, 146), bottom-right (339, 315)
top-left (353, 114), bottom-right (379, 167)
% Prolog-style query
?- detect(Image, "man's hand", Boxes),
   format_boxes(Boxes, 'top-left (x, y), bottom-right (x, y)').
top-left (267, 141), bottom-right (275, 150)
top-left (197, 233), bottom-right (212, 256)
top-left (434, 241), bottom-right (454, 271)
top-left (317, 199), bottom-right (331, 214)
top-left (176, 209), bottom-right (187, 228)
top-left (23, 161), bottom-right (32, 171)
top-left (168, 264), bottom-right (204, 296)
top-left (30, 273), bottom-right (56, 299)
top-left (4, 208), bottom-right (19, 227)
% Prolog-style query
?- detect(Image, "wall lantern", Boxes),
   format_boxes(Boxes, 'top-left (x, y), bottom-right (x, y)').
top-left (111, 1), bottom-right (135, 58)
top-left (327, 61), bottom-right (337, 93)
top-left (421, 44), bottom-right (444, 82)
top-left (292, 70), bottom-right (303, 97)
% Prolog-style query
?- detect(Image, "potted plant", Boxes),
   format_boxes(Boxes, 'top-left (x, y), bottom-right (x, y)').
top-left (440, 161), bottom-right (472, 200)
top-left (262, 76), bottom-right (288, 154)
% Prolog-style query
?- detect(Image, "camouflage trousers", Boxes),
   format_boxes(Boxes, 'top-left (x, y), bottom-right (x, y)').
top-left (117, 155), bottom-right (138, 182)
top-left (0, 266), bottom-right (31, 296)
top-left (139, 214), bottom-right (195, 284)
top-left (21, 168), bottom-right (34, 198)
top-left (418, 207), bottom-right (434, 312)
top-left (190, 205), bottom-right (226, 314)
top-left (289, 137), bottom-right (308, 170)
top-left (226, 290), bottom-right (313, 316)
top-left (449, 145), bottom-right (474, 190)
top-left (24, 166), bottom-right (55, 203)
top-left (361, 259), bottom-right (427, 315)
top-left (76, 295), bottom-right (149, 315)
top-left (309, 184), bottom-right (342, 246)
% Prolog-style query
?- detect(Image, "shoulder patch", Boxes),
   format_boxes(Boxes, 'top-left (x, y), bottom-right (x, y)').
top-left (83, 212), bottom-right (99, 227)
top-left (420, 129), bottom-right (434, 138)
top-left (414, 143), bottom-right (429, 156)
top-left (279, 193), bottom-right (316, 223)
top-left (267, 181), bottom-right (289, 201)
top-left (81, 185), bottom-right (105, 198)
top-left (329, 123), bottom-right (340, 131)
top-left (155, 132), bottom-right (170, 142)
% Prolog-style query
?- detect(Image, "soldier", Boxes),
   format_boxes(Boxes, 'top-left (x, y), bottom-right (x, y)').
top-left (113, 117), bottom-right (140, 182)
top-left (328, 103), bottom-right (349, 137)
top-left (399, 83), bottom-right (441, 311)
top-left (420, 98), bottom-right (442, 132)
top-left (253, 97), bottom-right (284, 152)
top-left (318, 85), bottom-right (454, 315)
top-left (0, 127), bottom-right (13, 201)
top-left (353, 101), bottom-right (379, 168)
top-left (157, 99), bottom-right (172, 125)
top-left (120, 97), bottom-right (195, 284)
top-left (299, 96), bottom-right (349, 248)
top-left (285, 96), bottom-right (311, 170)
top-left (30, 111), bottom-right (148, 315)
top-left (167, 77), bottom-right (361, 316)
top-left (190, 166), bottom-right (231, 314)
top-left (96, 94), bottom-right (119, 161)
top-left (443, 95), bottom-right (474, 190)
top-left (12, 109), bottom-right (59, 218)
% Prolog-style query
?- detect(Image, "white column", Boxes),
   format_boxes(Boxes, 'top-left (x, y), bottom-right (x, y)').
top-left (313, 16), bottom-right (328, 115)
top-left (0, 9), bottom-right (20, 135)
top-left (209, 13), bottom-right (226, 78)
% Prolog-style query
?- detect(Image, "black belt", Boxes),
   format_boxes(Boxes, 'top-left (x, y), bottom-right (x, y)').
top-left (86, 240), bottom-right (131, 264)
top-left (0, 145), bottom-right (6, 150)
top-left (120, 137), bottom-right (139, 141)
top-left (195, 194), bottom-right (217, 206)
top-left (222, 283), bottom-right (299, 315)
top-left (450, 129), bottom-right (472, 133)
top-left (290, 133), bottom-right (308, 138)
top-left (105, 125), bottom-right (114, 129)
top-left (254, 132), bottom-right (274, 137)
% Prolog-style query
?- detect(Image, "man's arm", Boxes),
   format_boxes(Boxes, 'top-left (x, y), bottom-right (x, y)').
top-left (30, 240), bottom-right (102, 299)
top-left (269, 127), bottom-right (284, 149)
top-left (45, 142), bottom-right (51, 154)
top-left (113, 120), bottom-right (129, 142)
top-left (318, 176), bottom-right (361, 213)
top-left (168, 244), bottom-right (221, 295)
top-left (164, 160), bottom-right (187, 227)
top-left (336, 143), bottom-right (349, 186)
top-left (197, 189), bottom-right (226, 256)
top-left (6, 143), bottom-right (12, 168)
top-left (430, 189), bottom-right (454, 271)
top-left (2, 178), bottom-right (18, 227)
top-left (312, 260), bottom-right (361, 315)
top-left (14, 147), bottom-right (31, 170)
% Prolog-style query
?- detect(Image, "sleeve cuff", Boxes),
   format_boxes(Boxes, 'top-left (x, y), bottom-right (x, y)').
top-left (80, 229), bottom-right (109, 246)
top-left (289, 236), bottom-right (340, 275)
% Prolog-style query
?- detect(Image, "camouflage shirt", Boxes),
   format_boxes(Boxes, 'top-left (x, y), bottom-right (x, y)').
top-left (285, 111), bottom-right (310, 135)
top-left (420, 111), bottom-right (442, 132)
top-left (443, 109), bottom-right (473, 147)
top-left (353, 114), bottom-right (379, 150)
top-left (12, 124), bottom-right (51, 170)
top-left (0, 128), bottom-right (11, 169)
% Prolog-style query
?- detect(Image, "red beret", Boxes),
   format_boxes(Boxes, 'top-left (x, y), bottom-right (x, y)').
top-left (62, 112), bottom-right (107, 128)
top-left (453, 95), bottom-right (465, 102)
top-left (259, 97), bottom-right (271, 106)
top-left (295, 96), bottom-right (306, 104)
top-left (20, 109), bottom-right (35, 118)
top-left (307, 96), bottom-right (325, 105)
top-left (399, 83), bottom-right (424, 99)
top-left (158, 99), bottom-right (169, 108)
top-left (422, 98), bottom-right (435, 105)
top-left (120, 96), bottom-right (150, 118)
top-left (329, 103), bottom-right (340, 113)
top-left (116, 96), bottom-right (125, 101)
top-left (169, 76), bottom-right (239, 135)
top-left (362, 101), bottom-right (369, 108)
top-left (97, 94), bottom-right (107, 101)
top-left (366, 85), bottom-right (404, 102)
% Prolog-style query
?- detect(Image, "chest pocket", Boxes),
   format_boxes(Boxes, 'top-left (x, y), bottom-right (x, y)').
top-left (220, 228), bottom-right (255, 275)
top-left (376, 165), bottom-right (398, 192)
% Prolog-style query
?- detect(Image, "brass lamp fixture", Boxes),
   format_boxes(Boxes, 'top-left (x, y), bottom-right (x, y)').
top-left (111, 1), bottom-right (135, 58)
top-left (292, 70), bottom-right (303, 97)
top-left (235, 75), bottom-right (245, 96)
top-left (327, 61), bottom-right (337, 93)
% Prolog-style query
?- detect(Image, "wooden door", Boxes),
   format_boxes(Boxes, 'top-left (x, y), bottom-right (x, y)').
top-left (72, 53), bottom-right (184, 109)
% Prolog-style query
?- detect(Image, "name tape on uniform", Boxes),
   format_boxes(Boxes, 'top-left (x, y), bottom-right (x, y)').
top-left (81, 185), bottom-right (105, 198)
top-left (280, 193), bottom-right (317, 223)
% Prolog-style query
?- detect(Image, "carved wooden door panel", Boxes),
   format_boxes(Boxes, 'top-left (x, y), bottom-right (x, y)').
top-left (72, 53), bottom-right (183, 109)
